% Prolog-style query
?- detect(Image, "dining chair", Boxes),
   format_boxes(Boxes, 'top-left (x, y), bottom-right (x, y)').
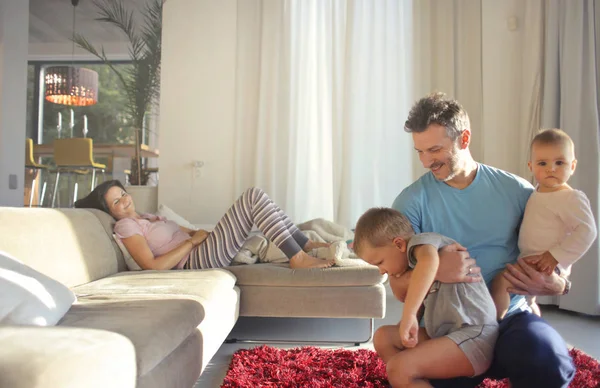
top-left (25, 138), bottom-right (50, 207)
top-left (50, 138), bottom-right (107, 208)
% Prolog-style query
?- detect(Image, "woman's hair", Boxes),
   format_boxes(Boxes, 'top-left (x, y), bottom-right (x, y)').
top-left (74, 179), bottom-right (125, 215)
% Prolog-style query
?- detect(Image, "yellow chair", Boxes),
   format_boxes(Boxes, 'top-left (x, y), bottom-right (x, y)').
top-left (51, 138), bottom-right (106, 208)
top-left (25, 138), bottom-right (50, 207)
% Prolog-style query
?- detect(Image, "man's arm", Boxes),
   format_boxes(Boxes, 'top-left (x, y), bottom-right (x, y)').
top-left (503, 257), bottom-right (567, 296)
top-left (436, 243), bottom-right (482, 283)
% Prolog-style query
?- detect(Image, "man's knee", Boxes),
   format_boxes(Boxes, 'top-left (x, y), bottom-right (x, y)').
top-left (495, 313), bottom-right (574, 388)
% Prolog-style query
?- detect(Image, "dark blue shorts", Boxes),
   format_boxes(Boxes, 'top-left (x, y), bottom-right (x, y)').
top-left (430, 312), bottom-right (575, 388)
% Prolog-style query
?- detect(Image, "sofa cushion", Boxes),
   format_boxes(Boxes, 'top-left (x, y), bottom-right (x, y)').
top-left (226, 263), bottom-right (385, 287)
top-left (0, 208), bottom-right (123, 287)
top-left (73, 269), bottom-right (237, 311)
top-left (59, 298), bottom-right (203, 377)
top-left (0, 326), bottom-right (136, 388)
top-left (67, 269), bottom-right (239, 376)
top-left (155, 204), bottom-right (197, 230)
top-left (0, 251), bottom-right (76, 326)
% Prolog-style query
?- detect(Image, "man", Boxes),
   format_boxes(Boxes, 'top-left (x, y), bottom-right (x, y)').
top-left (380, 93), bottom-right (574, 388)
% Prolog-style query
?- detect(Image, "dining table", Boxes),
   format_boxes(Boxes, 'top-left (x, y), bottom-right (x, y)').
top-left (33, 143), bottom-right (160, 159)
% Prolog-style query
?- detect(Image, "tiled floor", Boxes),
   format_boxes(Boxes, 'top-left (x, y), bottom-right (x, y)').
top-left (194, 283), bottom-right (600, 387)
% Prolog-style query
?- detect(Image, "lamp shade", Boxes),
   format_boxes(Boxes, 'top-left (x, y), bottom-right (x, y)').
top-left (44, 66), bottom-right (99, 106)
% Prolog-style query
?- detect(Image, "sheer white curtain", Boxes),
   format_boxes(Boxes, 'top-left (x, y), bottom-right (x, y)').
top-left (234, 0), bottom-right (415, 227)
top-left (523, 0), bottom-right (600, 315)
top-left (516, 0), bottom-right (544, 180)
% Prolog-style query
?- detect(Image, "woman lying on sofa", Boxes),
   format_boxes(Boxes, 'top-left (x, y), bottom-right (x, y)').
top-left (74, 180), bottom-right (334, 270)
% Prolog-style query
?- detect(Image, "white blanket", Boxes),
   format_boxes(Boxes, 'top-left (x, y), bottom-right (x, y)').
top-left (231, 218), bottom-right (362, 266)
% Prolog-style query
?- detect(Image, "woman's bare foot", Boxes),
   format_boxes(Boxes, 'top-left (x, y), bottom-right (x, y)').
top-left (290, 251), bottom-right (334, 269)
top-left (303, 240), bottom-right (331, 252)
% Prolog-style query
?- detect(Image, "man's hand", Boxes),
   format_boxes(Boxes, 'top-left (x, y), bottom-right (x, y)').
top-left (503, 257), bottom-right (566, 296)
top-left (436, 243), bottom-right (482, 283)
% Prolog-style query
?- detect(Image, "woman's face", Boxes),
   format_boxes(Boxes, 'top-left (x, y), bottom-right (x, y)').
top-left (104, 186), bottom-right (135, 220)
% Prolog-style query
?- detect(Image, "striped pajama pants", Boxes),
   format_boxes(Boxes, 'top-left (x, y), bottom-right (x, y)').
top-left (184, 187), bottom-right (309, 269)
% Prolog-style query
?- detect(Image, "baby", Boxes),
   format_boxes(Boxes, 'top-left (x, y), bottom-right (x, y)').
top-left (492, 128), bottom-right (597, 319)
top-left (354, 208), bottom-right (498, 388)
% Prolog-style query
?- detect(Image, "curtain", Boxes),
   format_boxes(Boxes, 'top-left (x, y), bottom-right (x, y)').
top-left (411, 0), bottom-right (483, 179)
top-left (516, 0), bottom-right (545, 181)
top-left (533, 0), bottom-right (600, 315)
top-left (234, 0), bottom-right (415, 227)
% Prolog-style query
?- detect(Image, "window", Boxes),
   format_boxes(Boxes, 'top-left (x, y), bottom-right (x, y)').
top-left (31, 63), bottom-right (137, 145)
top-left (26, 61), bottom-right (158, 205)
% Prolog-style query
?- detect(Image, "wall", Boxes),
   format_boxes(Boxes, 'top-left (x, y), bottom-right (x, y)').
top-left (158, 1), bottom-right (529, 224)
top-left (159, 0), bottom-right (237, 223)
top-left (0, 0), bottom-right (29, 206)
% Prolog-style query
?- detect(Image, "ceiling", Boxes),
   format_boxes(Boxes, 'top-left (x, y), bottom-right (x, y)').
top-left (28, 0), bottom-right (152, 44)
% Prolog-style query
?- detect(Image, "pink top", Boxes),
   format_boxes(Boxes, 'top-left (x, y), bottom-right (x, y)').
top-left (114, 214), bottom-right (191, 269)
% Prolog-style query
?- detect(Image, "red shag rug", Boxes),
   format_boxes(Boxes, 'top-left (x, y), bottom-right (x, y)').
top-left (221, 345), bottom-right (599, 388)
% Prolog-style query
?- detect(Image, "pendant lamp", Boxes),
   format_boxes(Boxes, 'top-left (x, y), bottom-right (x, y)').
top-left (44, 0), bottom-right (98, 106)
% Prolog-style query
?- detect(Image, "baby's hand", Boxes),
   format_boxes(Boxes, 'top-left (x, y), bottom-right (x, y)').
top-left (399, 315), bottom-right (419, 349)
top-left (535, 252), bottom-right (559, 276)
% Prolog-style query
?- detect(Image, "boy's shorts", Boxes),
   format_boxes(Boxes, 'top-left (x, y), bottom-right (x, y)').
top-left (446, 323), bottom-right (499, 376)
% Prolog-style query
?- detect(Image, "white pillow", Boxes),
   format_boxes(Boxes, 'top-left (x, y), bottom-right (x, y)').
top-left (155, 204), bottom-right (197, 230)
top-left (0, 251), bottom-right (76, 326)
top-left (112, 234), bottom-right (142, 271)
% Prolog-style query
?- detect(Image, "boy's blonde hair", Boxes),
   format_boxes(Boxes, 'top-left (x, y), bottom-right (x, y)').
top-left (531, 129), bottom-right (574, 155)
top-left (353, 207), bottom-right (414, 255)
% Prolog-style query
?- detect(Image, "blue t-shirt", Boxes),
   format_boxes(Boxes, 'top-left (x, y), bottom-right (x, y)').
top-left (392, 163), bottom-right (534, 314)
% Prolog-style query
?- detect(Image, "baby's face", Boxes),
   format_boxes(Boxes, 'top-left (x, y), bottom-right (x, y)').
top-left (359, 238), bottom-right (409, 277)
top-left (529, 142), bottom-right (576, 192)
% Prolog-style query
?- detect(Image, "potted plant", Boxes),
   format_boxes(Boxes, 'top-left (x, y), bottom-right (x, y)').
top-left (74, 0), bottom-right (162, 186)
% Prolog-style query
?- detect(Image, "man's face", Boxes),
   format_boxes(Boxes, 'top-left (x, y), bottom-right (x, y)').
top-left (359, 238), bottom-right (409, 277)
top-left (528, 142), bottom-right (576, 192)
top-left (412, 124), bottom-right (464, 182)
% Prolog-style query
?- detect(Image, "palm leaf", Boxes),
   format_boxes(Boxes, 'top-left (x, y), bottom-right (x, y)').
top-left (74, 0), bottom-right (163, 185)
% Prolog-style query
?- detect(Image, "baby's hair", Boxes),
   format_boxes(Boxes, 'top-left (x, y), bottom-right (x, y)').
top-left (531, 128), bottom-right (574, 154)
top-left (353, 207), bottom-right (414, 255)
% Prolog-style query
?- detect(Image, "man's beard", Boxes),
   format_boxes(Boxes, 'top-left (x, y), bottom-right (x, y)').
top-left (436, 152), bottom-right (461, 182)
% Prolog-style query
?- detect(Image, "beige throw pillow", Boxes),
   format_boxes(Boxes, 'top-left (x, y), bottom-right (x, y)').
top-left (112, 234), bottom-right (142, 271)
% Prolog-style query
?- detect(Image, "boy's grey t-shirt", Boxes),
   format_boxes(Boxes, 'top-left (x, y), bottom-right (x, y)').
top-left (407, 232), bottom-right (498, 339)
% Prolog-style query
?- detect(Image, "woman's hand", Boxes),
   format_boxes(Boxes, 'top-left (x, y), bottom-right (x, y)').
top-left (399, 314), bottom-right (419, 348)
top-left (190, 230), bottom-right (210, 246)
top-left (436, 243), bottom-right (482, 283)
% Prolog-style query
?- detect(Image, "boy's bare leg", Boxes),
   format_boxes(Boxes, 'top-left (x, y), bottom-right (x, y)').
top-left (491, 271), bottom-right (512, 320)
top-left (386, 335), bottom-right (475, 388)
top-left (373, 325), bottom-right (428, 363)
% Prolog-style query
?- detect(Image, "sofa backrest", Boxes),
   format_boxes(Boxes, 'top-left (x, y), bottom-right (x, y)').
top-left (0, 207), bottom-right (127, 287)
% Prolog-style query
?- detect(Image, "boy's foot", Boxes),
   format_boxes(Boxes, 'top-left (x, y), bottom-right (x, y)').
top-left (303, 241), bottom-right (330, 252)
top-left (290, 251), bottom-right (334, 269)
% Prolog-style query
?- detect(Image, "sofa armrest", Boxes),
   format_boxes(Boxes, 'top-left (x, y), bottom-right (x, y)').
top-left (0, 326), bottom-right (137, 388)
